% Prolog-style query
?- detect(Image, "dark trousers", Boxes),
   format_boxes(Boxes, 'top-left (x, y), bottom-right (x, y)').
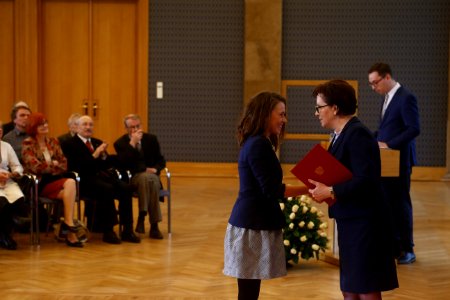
top-left (381, 170), bottom-right (413, 254)
top-left (0, 197), bottom-right (27, 234)
top-left (80, 175), bottom-right (133, 232)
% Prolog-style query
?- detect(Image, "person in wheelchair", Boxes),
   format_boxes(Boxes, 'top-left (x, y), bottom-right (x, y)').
top-left (0, 121), bottom-right (25, 250)
top-left (21, 113), bottom-right (83, 247)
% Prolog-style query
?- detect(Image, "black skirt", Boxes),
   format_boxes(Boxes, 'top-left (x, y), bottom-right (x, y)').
top-left (336, 216), bottom-right (399, 293)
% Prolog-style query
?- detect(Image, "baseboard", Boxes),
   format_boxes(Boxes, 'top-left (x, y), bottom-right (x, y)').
top-left (166, 162), bottom-right (448, 181)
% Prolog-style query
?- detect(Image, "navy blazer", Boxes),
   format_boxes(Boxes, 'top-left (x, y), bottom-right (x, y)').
top-left (328, 117), bottom-right (384, 219)
top-left (114, 133), bottom-right (166, 176)
top-left (375, 86), bottom-right (420, 171)
top-left (228, 135), bottom-right (286, 230)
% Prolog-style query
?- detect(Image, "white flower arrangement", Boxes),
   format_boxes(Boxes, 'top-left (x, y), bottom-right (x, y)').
top-left (280, 195), bottom-right (329, 264)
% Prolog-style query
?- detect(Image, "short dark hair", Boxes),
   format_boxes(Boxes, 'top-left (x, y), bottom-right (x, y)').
top-left (312, 80), bottom-right (357, 116)
top-left (11, 105), bottom-right (31, 121)
top-left (237, 91), bottom-right (286, 150)
top-left (368, 62), bottom-right (392, 77)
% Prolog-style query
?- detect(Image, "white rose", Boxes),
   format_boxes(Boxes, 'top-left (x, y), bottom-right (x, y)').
top-left (319, 222), bottom-right (328, 229)
top-left (300, 235), bottom-right (307, 242)
top-left (298, 221), bottom-right (305, 228)
top-left (300, 195), bottom-right (308, 202)
top-left (290, 248), bottom-right (297, 255)
top-left (317, 211), bottom-right (324, 217)
top-left (312, 244), bottom-right (320, 251)
top-left (307, 221), bottom-right (315, 229)
top-left (289, 213), bottom-right (296, 220)
top-left (287, 197), bottom-right (293, 202)
top-left (289, 223), bottom-right (294, 229)
top-left (292, 204), bottom-right (299, 213)
top-left (302, 206), bottom-right (309, 213)
top-left (310, 206), bottom-right (317, 213)
top-left (320, 232), bottom-right (327, 238)
top-left (279, 203), bottom-right (285, 211)
top-left (283, 240), bottom-right (290, 246)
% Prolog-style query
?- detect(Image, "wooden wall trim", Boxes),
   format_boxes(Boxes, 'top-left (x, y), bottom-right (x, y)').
top-left (166, 162), bottom-right (446, 181)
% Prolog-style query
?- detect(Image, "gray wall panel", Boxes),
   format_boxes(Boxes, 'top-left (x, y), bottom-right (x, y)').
top-left (149, 1), bottom-right (244, 162)
top-left (281, 0), bottom-right (449, 166)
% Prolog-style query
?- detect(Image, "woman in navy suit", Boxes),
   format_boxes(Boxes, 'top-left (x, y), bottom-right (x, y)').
top-left (308, 80), bottom-right (398, 300)
top-left (223, 92), bottom-right (308, 300)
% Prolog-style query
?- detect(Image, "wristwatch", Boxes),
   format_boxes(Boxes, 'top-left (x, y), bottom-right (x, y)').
top-left (329, 187), bottom-right (335, 199)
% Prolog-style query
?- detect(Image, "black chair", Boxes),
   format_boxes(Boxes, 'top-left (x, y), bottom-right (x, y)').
top-left (26, 172), bottom-right (82, 246)
top-left (124, 167), bottom-right (172, 235)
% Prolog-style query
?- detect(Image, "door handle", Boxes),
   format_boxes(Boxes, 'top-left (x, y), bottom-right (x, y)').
top-left (92, 101), bottom-right (98, 117)
top-left (82, 100), bottom-right (89, 115)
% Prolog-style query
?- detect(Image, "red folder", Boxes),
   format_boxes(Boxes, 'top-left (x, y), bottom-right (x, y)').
top-left (290, 144), bottom-right (352, 206)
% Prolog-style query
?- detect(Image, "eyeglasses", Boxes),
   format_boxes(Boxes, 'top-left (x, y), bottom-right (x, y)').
top-left (315, 104), bottom-right (330, 113)
top-left (368, 76), bottom-right (385, 87)
top-left (127, 124), bottom-right (141, 130)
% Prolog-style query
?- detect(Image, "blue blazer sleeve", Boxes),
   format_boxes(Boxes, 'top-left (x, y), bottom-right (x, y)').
top-left (228, 135), bottom-right (285, 230)
top-left (329, 117), bottom-right (384, 219)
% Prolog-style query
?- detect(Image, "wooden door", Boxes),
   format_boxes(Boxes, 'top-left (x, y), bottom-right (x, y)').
top-left (0, 0), bottom-right (15, 123)
top-left (39, 0), bottom-right (148, 148)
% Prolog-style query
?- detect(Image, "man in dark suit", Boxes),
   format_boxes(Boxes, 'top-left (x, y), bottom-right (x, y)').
top-left (368, 63), bottom-right (420, 264)
top-left (114, 114), bottom-right (166, 239)
top-left (61, 115), bottom-right (140, 244)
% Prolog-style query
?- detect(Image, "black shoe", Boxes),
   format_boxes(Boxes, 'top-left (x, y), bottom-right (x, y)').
top-left (135, 219), bottom-right (145, 234)
top-left (65, 238), bottom-right (84, 248)
top-left (102, 231), bottom-right (121, 244)
top-left (60, 222), bottom-right (84, 248)
top-left (149, 225), bottom-right (163, 240)
top-left (397, 251), bottom-right (416, 264)
top-left (0, 233), bottom-right (18, 250)
top-left (121, 231), bottom-right (141, 243)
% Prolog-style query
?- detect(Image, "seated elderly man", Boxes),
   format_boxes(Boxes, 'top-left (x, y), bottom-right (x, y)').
top-left (2, 101), bottom-right (30, 136)
top-left (114, 114), bottom-right (166, 239)
top-left (61, 115), bottom-right (140, 244)
top-left (3, 104), bottom-right (31, 161)
top-left (58, 113), bottom-right (81, 147)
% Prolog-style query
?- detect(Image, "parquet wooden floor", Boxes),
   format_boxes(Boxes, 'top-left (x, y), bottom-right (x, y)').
top-left (0, 175), bottom-right (449, 299)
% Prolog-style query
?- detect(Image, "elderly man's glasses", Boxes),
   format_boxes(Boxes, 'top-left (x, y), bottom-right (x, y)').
top-left (369, 76), bottom-right (385, 87)
top-left (315, 104), bottom-right (330, 113)
top-left (127, 124), bottom-right (141, 130)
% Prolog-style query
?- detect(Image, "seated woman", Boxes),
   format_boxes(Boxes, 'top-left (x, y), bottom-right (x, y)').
top-left (0, 121), bottom-right (25, 250)
top-left (21, 113), bottom-right (83, 247)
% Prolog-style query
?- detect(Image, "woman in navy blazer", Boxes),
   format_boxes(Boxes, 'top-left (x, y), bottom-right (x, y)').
top-left (223, 92), bottom-right (308, 300)
top-left (308, 80), bottom-right (398, 300)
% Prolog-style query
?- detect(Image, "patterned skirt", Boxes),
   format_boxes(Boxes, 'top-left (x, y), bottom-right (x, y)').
top-left (223, 223), bottom-right (287, 280)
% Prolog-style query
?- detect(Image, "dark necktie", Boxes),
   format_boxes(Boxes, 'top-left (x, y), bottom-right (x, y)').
top-left (85, 140), bottom-right (94, 153)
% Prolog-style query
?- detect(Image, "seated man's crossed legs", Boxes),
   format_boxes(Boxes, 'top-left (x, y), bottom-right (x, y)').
top-left (131, 172), bottom-right (163, 239)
